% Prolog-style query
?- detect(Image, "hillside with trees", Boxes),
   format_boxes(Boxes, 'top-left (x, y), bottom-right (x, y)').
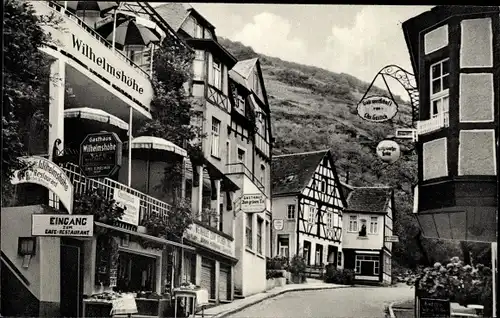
top-left (219, 37), bottom-right (491, 271)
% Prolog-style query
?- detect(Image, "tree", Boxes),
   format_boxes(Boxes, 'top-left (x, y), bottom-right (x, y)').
top-left (2, 0), bottom-right (60, 206)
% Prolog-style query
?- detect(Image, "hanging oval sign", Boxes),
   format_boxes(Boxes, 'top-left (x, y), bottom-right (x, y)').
top-left (357, 95), bottom-right (398, 123)
top-left (376, 139), bottom-right (401, 164)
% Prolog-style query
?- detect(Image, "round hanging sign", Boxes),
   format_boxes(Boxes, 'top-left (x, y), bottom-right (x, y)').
top-left (357, 95), bottom-right (398, 123)
top-left (376, 139), bottom-right (401, 164)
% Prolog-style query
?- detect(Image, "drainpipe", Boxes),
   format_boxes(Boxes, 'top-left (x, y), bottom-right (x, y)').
top-left (127, 107), bottom-right (133, 187)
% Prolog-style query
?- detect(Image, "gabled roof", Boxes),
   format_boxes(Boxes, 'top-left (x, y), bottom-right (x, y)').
top-left (271, 149), bottom-right (330, 196)
top-left (345, 187), bottom-right (393, 214)
top-left (154, 3), bottom-right (191, 32)
top-left (229, 58), bottom-right (259, 89)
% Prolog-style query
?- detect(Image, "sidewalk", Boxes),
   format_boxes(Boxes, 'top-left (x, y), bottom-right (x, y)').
top-left (389, 299), bottom-right (482, 318)
top-left (195, 279), bottom-right (350, 318)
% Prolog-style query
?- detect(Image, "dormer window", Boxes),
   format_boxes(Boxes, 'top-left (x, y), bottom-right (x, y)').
top-left (237, 95), bottom-right (245, 111)
top-left (430, 58), bottom-right (450, 122)
top-left (194, 20), bottom-right (203, 38)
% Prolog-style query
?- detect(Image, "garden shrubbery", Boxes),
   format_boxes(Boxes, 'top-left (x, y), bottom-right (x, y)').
top-left (323, 264), bottom-right (355, 285)
top-left (266, 270), bottom-right (285, 280)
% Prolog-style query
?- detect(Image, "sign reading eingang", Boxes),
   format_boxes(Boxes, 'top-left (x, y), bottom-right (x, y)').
top-left (32, 214), bottom-right (94, 237)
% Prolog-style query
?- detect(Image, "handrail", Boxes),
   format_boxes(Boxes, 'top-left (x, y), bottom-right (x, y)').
top-left (61, 162), bottom-right (171, 226)
top-left (45, 1), bottom-right (150, 79)
top-left (226, 162), bottom-right (265, 190)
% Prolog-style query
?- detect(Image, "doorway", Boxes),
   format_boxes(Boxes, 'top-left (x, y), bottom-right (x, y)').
top-left (60, 238), bottom-right (84, 318)
top-left (328, 245), bottom-right (338, 266)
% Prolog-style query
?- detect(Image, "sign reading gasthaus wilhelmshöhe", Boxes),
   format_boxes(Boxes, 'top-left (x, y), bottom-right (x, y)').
top-left (357, 95), bottom-right (398, 123)
top-left (10, 156), bottom-right (74, 213)
top-left (240, 193), bottom-right (266, 213)
top-left (80, 132), bottom-right (122, 178)
top-left (32, 214), bottom-right (94, 237)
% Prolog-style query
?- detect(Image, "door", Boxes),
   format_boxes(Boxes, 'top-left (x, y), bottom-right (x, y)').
top-left (328, 246), bottom-right (338, 266)
top-left (200, 258), bottom-right (215, 300)
top-left (219, 264), bottom-right (231, 301)
top-left (60, 239), bottom-right (83, 318)
top-left (360, 261), bottom-right (375, 276)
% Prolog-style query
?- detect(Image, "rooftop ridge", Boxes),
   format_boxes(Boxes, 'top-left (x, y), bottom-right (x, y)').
top-left (273, 149), bottom-right (330, 158)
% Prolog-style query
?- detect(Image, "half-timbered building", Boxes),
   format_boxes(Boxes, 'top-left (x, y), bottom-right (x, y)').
top-left (342, 187), bottom-right (395, 285)
top-left (271, 150), bottom-right (347, 268)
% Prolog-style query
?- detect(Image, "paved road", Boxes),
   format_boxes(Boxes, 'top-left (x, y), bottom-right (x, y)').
top-left (226, 284), bottom-right (414, 318)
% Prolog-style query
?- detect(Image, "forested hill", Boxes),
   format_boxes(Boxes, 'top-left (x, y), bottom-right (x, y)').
top-left (219, 37), bottom-right (472, 269)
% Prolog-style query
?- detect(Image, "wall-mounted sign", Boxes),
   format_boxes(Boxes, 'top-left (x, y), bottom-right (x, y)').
top-left (80, 132), bottom-right (122, 178)
top-left (273, 219), bottom-right (284, 231)
top-left (384, 235), bottom-right (399, 243)
top-left (111, 294), bottom-right (138, 316)
top-left (32, 214), bottom-right (94, 237)
top-left (113, 189), bottom-right (140, 226)
top-left (357, 95), bottom-right (398, 123)
top-left (418, 297), bottom-right (450, 318)
top-left (10, 156), bottom-right (74, 213)
top-left (184, 223), bottom-right (234, 257)
top-left (376, 140), bottom-right (401, 164)
top-left (241, 194), bottom-right (266, 213)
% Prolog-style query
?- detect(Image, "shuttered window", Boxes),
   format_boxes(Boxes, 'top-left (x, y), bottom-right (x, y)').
top-left (211, 117), bottom-right (220, 157)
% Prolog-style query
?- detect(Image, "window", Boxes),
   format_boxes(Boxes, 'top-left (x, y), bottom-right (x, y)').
top-left (193, 50), bottom-right (204, 80)
top-left (257, 218), bottom-right (263, 254)
top-left (430, 59), bottom-right (450, 121)
top-left (348, 215), bottom-right (358, 232)
top-left (212, 59), bottom-right (222, 90)
top-left (237, 148), bottom-right (246, 164)
top-left (260, 164), bottom-right (266, 186)
top-left (338, 252), bottom-right (342, 266)
top-left (246, 213), bottom-right (253, 249)
top-left (359, 219), bottom-right (367, 236)
top-left (237, 95), bottom-right (245, 111)
top-left (327, 212), bottom-right (333, 228)
top-left (211, 117), bottom-right (220, 157)
top-left (287, 205), bottom-right (295, 219)
top-left (194, 21), bottom-right (203, 38)
top-left (369, 217), bottom-right (378, 234)
top-left (354, 255), bottom-right (380, 275)
top-left (308, 206), bottom-right (316, 223)
top-left (278, 235), bottom-right (289, 258)
top-left (321, 177), bottom-right (327, 193)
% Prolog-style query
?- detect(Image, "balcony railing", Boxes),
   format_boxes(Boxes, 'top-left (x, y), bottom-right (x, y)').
top-left (417, 113), bottom-right (449, 135)
top-left (226, 162), bottom-right (265, 191)
top-left (44, 1), bottom-right (150, 79)
top-left (61, 163), bottom-right (171, 231)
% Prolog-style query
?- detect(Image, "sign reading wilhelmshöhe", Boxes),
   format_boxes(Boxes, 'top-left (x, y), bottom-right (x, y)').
top-left (240, 194), bottom-right (266, 213)
top-left (32, 214), bottom-right (94, 237)
top-left (357, 95), bottom-right (398, 123)
top-left (376, 140), bottom-right (401, 164)
top-left (80, 132), bottom-right (122, 178)
top-left (185, 223), bottom-right (233, 257)
top-left (10, 156), bottom-right (74, 213)
top-left (113, 189), bottom-right (140, 226)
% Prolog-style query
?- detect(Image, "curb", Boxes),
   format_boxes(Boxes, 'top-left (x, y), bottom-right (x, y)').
top-left (212, 285), bottom-right (350, 318)
top-left (387, 302), bottom-right (396, 318)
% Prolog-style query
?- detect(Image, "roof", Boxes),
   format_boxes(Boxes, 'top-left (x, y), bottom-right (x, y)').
top-left (229, 58), bottom-right (259, 89)
top-left (345, 187), bottom-right (393, 214)
top-left (271, 149), bottom-right (330, 195)
top-left (154, 3), bottom-right (191, 32)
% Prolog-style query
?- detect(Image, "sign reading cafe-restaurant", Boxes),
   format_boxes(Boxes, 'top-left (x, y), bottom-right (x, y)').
top-left (10, 156), bottom-right (74, 213)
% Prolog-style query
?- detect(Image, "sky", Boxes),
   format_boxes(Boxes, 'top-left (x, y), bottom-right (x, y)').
top-left (155, 4), bottom-right (434, 100)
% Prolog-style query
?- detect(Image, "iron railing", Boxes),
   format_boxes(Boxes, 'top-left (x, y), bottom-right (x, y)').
top-left (61, 162), bottom-right (171, 231)
top-left (226, 162), bottom-right (265, 191)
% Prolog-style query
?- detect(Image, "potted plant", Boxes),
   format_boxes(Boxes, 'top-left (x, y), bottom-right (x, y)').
top-left (288, 255), bottom-right (307, 284)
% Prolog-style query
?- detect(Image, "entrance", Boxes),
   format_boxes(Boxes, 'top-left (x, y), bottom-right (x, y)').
top-left (60, 238), bottom-right (84, 318)
top-left (327, 245), bottom-right (338, 266)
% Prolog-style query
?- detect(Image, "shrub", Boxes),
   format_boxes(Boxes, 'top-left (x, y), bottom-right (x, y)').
top-left (266, 270), bottom-right (285, 280)
top-left (324, 265), bottom-right (355, 285)
top-left (267, 256), bottom-right (289, 270)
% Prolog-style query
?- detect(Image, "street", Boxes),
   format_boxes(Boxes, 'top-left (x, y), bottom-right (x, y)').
top-left (226, 284), bottom-right (414, 318)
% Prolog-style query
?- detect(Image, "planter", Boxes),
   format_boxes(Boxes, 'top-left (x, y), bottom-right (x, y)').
top-left (275, 277), bottom-right (286, 287)
top-left (266, 278), bottom-right (276, 290)
top-left (291, 274), bottom-right (305, 284)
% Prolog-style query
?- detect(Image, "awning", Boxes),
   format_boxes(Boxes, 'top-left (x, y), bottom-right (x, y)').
top-left (64, 107), bottom-right (129, 130)
top-left (95, 222), bottom-right (195, 251)
top-left (126, 136), bottom-right (188, 157)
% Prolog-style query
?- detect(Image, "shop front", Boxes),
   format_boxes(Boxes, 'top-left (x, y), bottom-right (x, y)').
top-left (183, 221), bottom-right (237, 304)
